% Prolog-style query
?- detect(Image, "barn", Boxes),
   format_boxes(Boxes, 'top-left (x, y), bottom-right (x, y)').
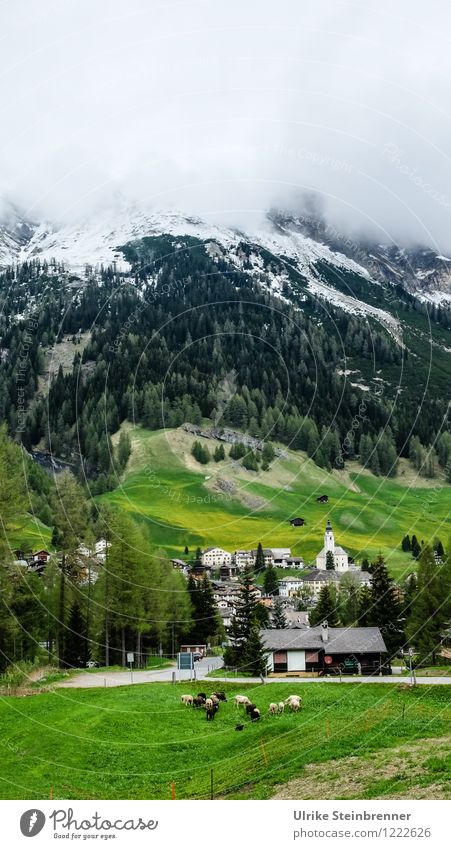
top-left (261, 622), bottom-right (387, 675)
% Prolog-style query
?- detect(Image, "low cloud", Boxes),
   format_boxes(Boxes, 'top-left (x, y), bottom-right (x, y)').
top-left (1, 0), bottom-right (451, 249)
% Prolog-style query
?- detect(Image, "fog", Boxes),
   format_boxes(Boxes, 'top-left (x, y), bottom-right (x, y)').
top-left (1, 0), bottom-right (451, 248)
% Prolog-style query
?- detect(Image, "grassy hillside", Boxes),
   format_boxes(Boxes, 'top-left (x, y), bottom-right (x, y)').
top-left (101, 425), bottom-right (451, 579)
top-left (0, 681), bottom-right (449, 800)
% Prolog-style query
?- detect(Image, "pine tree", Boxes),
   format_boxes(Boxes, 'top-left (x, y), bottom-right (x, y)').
top-left (254, 542), bottom-right (266, 573)
top-left (326, 551), bottom-right (335, 571)
top-left (65, 601), bottom-right (88, 668)
top-left (411, 535), bottom-right (421, 559)
top-left (263, 563), bottom-right (279, 596)
top-left (242, 617), bottom-right (267, 675)
top-left (358, 584), bottom-right (375, 627)
top-left (406, 545), bottom-right (445, 662)
top-left (213, 444), bottom-right (225, 462)
top-left (369, 555), bottom-right (404, 655)
top-left (401, 535), bottom-right (411, 552)
top-left (224, 565), bottom-right (262, 669)
top-left (310, 585), bottom-right (339, 627)
top-left (272, 598), bottom-right (287, 628)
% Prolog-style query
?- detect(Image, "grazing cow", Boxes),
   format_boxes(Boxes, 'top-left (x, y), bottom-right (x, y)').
top-left (245, 702), bottom-right (257, 715)
top-left (268, 702), bottom-right (279, 715)
top-left (249, 707), bottom-right (260, 722)
top-left (181, 694), bottom-right (193, 706)
top-left (210, 694), bottom-right (220, 706)
top-left (234, 694), bottom-right (251, 708)
top-left (278, 701), bottom-right (285, 714)
top-left (192, 696), bottom-right (205, 708)
top-left (212, 691), bottom-right (227, 702)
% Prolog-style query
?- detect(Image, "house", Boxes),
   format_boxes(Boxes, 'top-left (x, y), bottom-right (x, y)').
top-left (278, 576), bottom-right (305, 598)
top-left (262, 622), bottom-right (387, 674)
top-left (30, 549), bottom-right (51, 564)
top-left (316, 494), bottom-right (329, 503)
top-left (201, 547), bottom-right (232, 568)
top-left (274, 554), bottom-right (305, 570)
top-left (301, 569), bottom-right (341, 596)
top-left (250, 547), bottom-right (291, 566)
top-left (171, 558), bottom-right (189, 576)
top-left (233, 549), bottom-right (253, 569)
top-left (94, 538), bottom-right (111, 561)
top-left (289, 517), bottom-right (306, 526)
top-left (316, 520), bottom-right (349, 571)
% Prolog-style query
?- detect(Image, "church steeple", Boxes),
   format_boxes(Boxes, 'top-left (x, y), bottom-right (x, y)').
top-left (324, 519), bottom-right (334, 553)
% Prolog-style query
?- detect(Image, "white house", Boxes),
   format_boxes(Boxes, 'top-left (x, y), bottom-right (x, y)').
top-left (278, 576), bottom-right (305, 598)
top-left (316, 520), bottom-right (349, 572)
top-left (274, 554), bottom-right (305, 570)
top-left (201, 547), bottom-right (232, 568)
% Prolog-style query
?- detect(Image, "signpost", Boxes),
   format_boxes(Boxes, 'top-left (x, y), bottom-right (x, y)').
top-left (127, 652), bottom-right (134, 684)
top-left (177, 652), bottom-right (194, 671)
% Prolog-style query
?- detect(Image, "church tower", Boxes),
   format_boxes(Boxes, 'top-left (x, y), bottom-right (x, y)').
top-left (324, 519), bottom-right (335, 553)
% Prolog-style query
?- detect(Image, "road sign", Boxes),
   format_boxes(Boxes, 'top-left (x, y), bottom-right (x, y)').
top-left (127, 652), bottom-right (134, 664)
top-left (177, 652), bottom-right (194, 670)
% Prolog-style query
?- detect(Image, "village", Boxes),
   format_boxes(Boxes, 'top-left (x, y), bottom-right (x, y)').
top-left (172, 519), bottom-right (371, 628)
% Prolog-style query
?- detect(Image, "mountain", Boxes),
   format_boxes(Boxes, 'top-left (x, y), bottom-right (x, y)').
top-left (1, 198), bottom-right (450, 496)
top-left (1, 201), bottom-right (451, 308)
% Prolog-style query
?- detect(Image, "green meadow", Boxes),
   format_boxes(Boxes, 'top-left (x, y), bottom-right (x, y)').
top-left (0, 681), bottom-right (449, 800)
top-left (101, 426), bottom-right (451, 579)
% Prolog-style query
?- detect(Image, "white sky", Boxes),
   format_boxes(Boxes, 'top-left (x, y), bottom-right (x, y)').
top-left (1, 0), bottom-right (451, 248)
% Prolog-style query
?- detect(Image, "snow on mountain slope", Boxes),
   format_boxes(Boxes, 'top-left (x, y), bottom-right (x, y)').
top-left (0, 200), bottom-right (440, 343)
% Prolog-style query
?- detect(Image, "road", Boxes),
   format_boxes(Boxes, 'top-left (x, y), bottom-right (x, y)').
top-left (56, 658), bottom-right (451, 688)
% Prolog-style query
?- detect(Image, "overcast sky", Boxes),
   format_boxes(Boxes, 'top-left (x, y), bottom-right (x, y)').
top-left (1, 0), bottom-right (451, 248)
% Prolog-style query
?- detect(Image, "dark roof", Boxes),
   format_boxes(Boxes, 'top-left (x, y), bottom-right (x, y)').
top-left (260, 626), bottom-right (387, 653)
top-left (302, 569), bottom-right (341, 583)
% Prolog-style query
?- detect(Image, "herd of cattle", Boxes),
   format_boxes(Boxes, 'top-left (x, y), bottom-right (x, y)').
top-left (180, 691), bottom-right (302, 726)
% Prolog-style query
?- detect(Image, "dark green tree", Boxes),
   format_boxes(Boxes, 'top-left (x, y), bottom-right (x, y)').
top-left (406, 545), bottom-right (445, 663)
top-left (263, 563), bottom-right (279, 596)
top-left (369, 555), bottom-right (404, 655)
top-left (254, 542), bottom-right (266, 574)
top-left (242, 617), bottom-right (267, 676)
top-left (65, 601), bottom-right (88, 668)
top-left (310, 584), bottom-right (339, 627)
top-left (326, 551), bottom-right (335, 571)
top-left (272, 598), bottom-right (287, 628)
top-left (213, 444), bottom-right (225, 462)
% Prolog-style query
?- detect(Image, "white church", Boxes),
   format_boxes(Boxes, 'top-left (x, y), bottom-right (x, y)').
top-left (316, 519), bottom-right (349, 572)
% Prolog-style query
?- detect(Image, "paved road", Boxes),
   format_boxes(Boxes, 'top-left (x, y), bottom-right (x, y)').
top-left (57, 656), bottom-right (224, 688)
top-left (56, 658), bottom-right (451, 688)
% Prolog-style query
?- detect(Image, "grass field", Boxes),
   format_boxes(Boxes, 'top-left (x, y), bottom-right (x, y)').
top-left (101, 425), bottom-right (451, 579)
top-left (0, 681), bottom-right (449, 800)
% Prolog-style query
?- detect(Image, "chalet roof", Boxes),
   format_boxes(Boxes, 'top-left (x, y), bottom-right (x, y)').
top-left (261, 627), bottom-right (387, 653)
